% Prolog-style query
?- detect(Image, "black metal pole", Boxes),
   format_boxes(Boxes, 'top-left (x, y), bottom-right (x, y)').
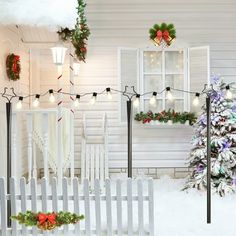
top-left (206, 96), bottom-right (211, 224)
top-left (127, 100), bottom-right (132, 178)
top-left (6, 102), bottom-right (12, 227)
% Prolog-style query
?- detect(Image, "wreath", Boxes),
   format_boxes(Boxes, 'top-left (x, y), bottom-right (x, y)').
top-left (11, 211), bottom-right (84, 231)
top-left (149, 23), bottom-right (176, 47)
top-left (57, 0), bottom-right (90, 62)
top-left (6, 53), bottom-right (21, 81)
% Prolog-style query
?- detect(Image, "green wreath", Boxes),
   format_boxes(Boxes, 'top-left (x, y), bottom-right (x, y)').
top-left (6, 53), bottom-right (21, 81)
top-left (149, 23), bottom-right (176, 46)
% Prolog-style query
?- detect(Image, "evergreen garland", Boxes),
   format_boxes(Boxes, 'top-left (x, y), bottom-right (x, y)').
top-left (135, 110), bottom-right (197, 125)
top-left (11, 211), bottom-right (84, 231)
top-left (57, 0), bottom-right (90, 62)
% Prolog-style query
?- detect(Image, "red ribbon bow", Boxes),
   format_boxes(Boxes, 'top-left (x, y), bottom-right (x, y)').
top-left (38, 213), bottom-right (56, 225)
top-left (156, 30), bottom-right (170, 42)
top-left (12, 55), bottom-right (20, 73)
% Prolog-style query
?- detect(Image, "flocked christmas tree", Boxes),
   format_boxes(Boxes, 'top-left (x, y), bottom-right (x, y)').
top-left (184, 76), bottom-right (236, 196)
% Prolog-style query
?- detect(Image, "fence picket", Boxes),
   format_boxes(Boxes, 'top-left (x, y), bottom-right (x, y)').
top-left (73, 178), bottom-right (81, 235)
top-left (105, 179), bottom-right (112, 236)
top-left (94, 179), bottom-right (101, 236)
top-left (20, 178), bottom-right (27, 236)
top-left (51, 178), bottom-right (58, 235)
top-left (148, 179), bottom-right (154, 236)
top-left (83, 179), bottom-right (91, 236)
top-left (137, 179), bottom-right (144, 236)
top-left (116, 179), bottom-right (122, 236)
top-left (127, 178), bottom-right (133, 236)
top-left (10, 178), bottom-right (17, 236)
top-left (63, 178), bottom-right (69, 234)
top-left (41, 178), bottom-right (48, 236)
top-left (30, 178), bottom-right (38, 236)
top-left (0, 178), bottom-right (7, 236)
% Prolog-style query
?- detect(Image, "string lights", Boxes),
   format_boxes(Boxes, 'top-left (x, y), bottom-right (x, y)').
top-left (1, 84), bottom-right (235, 110)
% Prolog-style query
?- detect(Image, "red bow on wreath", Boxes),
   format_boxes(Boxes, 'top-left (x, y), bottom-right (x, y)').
top-left (12, 55), bottom-right (20, 73)
top-left (38, 213), bottom-right (56, 225)
top-left (154, 30), bottom-right (172, 46)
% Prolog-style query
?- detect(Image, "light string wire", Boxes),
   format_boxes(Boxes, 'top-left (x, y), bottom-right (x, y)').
top-left (0, 83), bottom-right (233, 103)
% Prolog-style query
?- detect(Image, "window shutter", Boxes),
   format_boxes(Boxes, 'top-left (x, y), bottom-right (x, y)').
top-left (118, 48), bottom-right (139, 122)
top-left (188, 46), bottom-right (210, 113)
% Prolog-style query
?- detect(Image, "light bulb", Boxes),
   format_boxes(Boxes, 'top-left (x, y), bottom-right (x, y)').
top-left (106, 87), bottom-right (112, 100)
top-left (90, 92), bottom-right (97, 105)
top-left (74, 95), bottom-right (80, 108)
top-left (225, 85), bottom-right (233, 99)
top-left (193, 93), bottom-right (200, 107)
top-left (33, 94), bottom-right (40, 107)
top-left (16, 97), bottom-right (23, 110)
top-left (149, 92), bottom-right (157, 106)
top-left (133, 94), bottom-right (140, 108)
top-left (166, 87), bottom-right (173, 101)
top-left (49, 89), bottom-right (55, 103)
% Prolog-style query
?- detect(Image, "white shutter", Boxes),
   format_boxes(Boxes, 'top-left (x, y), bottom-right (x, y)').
top-left (188, 46), bottom-right (210, 113)
top-left (118, 48), bottom-right (139, 122)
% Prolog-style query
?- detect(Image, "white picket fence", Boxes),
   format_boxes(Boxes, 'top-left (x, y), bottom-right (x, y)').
top-left (0, 177), bottom-right (155, 236)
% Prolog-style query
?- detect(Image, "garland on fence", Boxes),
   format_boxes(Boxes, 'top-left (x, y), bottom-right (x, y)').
top-left (6, 53), bottom-right (21, 81)
top-left (135, 110), bottom-right (197, 125)
top-left (11, 211), bottom-right (84, 231)
top-left (149, 23), bottom-right (176, 47)
top-left (57, 0), bottom-right (90, 62)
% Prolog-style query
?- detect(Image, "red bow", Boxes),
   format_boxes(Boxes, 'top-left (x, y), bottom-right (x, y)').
top-left (38, 213), bottom-right (56, 225)
top-left (156, 30), bottom-right (170, 42)
top-left (12, 55), bottom-right (20, 73)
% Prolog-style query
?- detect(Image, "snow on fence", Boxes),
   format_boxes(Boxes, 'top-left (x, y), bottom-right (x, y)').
top-left (0, 177), bottom-right (154, 236)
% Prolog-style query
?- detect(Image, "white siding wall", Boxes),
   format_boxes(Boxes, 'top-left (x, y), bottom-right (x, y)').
top-left (0, 26), bottom-right (30, 178)
top-left (25, 0), bottom-right (236, 173)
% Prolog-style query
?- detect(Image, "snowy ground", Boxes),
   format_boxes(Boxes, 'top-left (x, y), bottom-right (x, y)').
top-left (9, 176), bottom-right (236, 236)
top-left (150, 176), bottom-right (236, 236)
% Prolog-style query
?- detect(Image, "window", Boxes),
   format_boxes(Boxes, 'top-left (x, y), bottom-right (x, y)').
top-left (141, 50), bottom-right (187, 113)
top-left (118, 46), bottom-right (210, 123)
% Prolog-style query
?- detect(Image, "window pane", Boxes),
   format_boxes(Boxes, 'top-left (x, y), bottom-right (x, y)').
top-left (165, 75), bottom-right (184, 98)
top-left (144, 99), bottom-right (163, 112)
top-left (144, 75), bottom-right (162, 96)
top-left (165, 99), bottom-right (184, 112)
top-left (143, 51), bottom-right (162, 73)
top-left (165, 51), bottom-right (184, 74)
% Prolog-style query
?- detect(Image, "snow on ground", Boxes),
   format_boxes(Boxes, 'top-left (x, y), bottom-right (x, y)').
top-left (151, 176), bottom-right (236, 236)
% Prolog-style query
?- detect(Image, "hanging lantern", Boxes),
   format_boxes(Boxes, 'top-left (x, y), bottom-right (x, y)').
top-left (51, 43), bottom-right (67, 66)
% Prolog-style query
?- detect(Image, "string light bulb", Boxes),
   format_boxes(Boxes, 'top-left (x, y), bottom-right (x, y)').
top-left (193, 93), bottom-right (200, 107)
top-left (90, 92), bottom-right (97, 105)
top-left (225, 85), bottom-right (233, 99)
top-left (33, 94), bottom-right (40, 107)
top-left (16, 96), bottom-right (23, 110)
top-left (49, 89), bottom-right (55, 103)
top-left (74, 95), bottom-right (80, 108)
top-left (133, 94), bottom-right (140, 108)
top-left (149, 92), bottom-right (157, 106)
top-left (106, 87), bottom-right (112, 100)
top-left (166, 87), bottom-right (173, 101)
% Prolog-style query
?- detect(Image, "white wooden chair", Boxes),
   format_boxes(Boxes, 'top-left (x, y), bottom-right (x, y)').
top-left (80, 113), bottom-right (109, 188)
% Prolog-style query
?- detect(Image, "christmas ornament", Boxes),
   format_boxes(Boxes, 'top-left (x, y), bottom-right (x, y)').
top-left (149, 23), bottom-right (176, 48)
top-left (6, 53), bottom-right (21, 81)
top-left (11, 211), bottom-right (84, 231)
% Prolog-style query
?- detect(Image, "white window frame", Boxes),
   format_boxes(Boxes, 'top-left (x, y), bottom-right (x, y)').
top-left (139, 48), bottom-right (189, 112)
